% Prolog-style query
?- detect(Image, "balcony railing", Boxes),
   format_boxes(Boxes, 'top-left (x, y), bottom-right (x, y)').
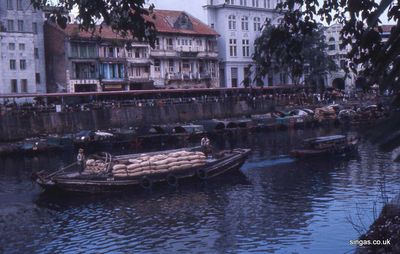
top-left (71, 72), bottom-right (98, 80)
top-left (166, 72), bottom-right (215, 80)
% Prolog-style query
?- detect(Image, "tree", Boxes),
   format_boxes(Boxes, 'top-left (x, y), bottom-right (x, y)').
top-left (274, 0), bottom-right (400, 92)
top-left (253, 20), bottom-right (337, 87)
top-left (30, 0), bottom-right (156, 45)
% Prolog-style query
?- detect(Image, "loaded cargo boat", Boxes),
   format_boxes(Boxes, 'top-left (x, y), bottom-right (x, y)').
top-left (290, 135), bottom-right (359, 159)
top-left (32, 147), bottom-right (251, 193)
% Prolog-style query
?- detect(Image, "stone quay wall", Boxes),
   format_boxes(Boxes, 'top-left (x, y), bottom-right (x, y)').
top-left (0, 100), bottom-right (274, 141)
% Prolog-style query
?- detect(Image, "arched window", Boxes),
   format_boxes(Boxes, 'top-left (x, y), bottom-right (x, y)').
top-left (328, 37), bottom-right (336, 50)
top-left (228, 15), bottom-right (236, 30)
top-left (241, 16), bottom-right (249, 31)
top-left (254, 17), bottom-right (261, 31)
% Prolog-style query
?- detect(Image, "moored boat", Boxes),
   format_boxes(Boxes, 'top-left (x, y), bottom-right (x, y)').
top-left (290, 135), bottom-right (359, 159)
top-left (32, 147), bottom-right (251, 193)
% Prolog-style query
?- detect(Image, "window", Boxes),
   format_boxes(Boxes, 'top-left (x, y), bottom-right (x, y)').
top-left (7, 0), bottom-right (13, 10)
top-left (8, 43), bottom-right (15, 50)
top-left (168, 59), bottom-right (174, 72)
top-left (36, 73), bottom-right (41, 84)
top-left (7, 20), bottom-right (14, 32)
top-left (155, 38), bottom-right (160, 49)
top-left (17, 20), bottom-right (24, 32)
top-left (196, 39), bottom-right (202, 46)
top-left (340, 60), bottom-right (346, 69)
top-left (242, 39), bottom-right (250, 57)
top-left (252, 0), bottom-right (259, 7)
top-left (328, 37), bottom-right (336, 50)
top-left (228, 15), bottom-right (236, 30)
top-left (154, 59), bottom-right (161, 72)
top-left (71, 44), bottom-right (79, 57)
top-left (19, 43), bottom-right (25, 50)
top-left (32, 22), bottom-right (37, 34)
top-left (11, 79), bottom-right (18, 93)
top-left (267, 0), bottom-right (270, 8)
top-left (229, 39), bottom-right (237, 57)
top-left (240, 0), bottom-right (247, 5)
top-left (108, 47), bottom-right (114, 58)
top-left (135, 49), bottom-right (140, 58)
top-left (21, 79), bottom-right (28, 93)
top-left (17, 0), bottom-right (23, 10)
top-left (135, 68), bottom-right (141, 77)
top-left (34, 48), bottom-right (39, 58)
top-left (10, 60), bottom-right (16, 70)
top-left (241, 16), bottom-right (249, 31)
top-left (80, 45), bottom-right (88, 58)
top-left (226, 0), bottom-right (235, 4)
top-left (231, 67), bottom-right (238, 87)
top-left (166, 38), bottom-right (173, 50)
top-left (182, 60), bottom-right (190, 69)
top-left (20, 60), bottom-right (26, 70)
top-left (88, 45), bottom-right (96, 57)
top-left (254, 17), bottom-right (261, 31)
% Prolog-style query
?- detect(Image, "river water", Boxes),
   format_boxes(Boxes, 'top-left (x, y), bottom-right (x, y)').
top-left (0, 129), bottom-right (399, 254)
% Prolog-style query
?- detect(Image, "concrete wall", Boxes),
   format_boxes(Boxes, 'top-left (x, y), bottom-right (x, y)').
top-left (0, 99), bottom-right (274, 141)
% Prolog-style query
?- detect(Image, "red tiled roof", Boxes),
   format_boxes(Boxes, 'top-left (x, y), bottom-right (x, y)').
top-left (61, 9), bottom-right (218, 40)
top-left (64, 24), bottom-right (127, 40)
top-left (380, 25), bottom-right (395, 33)
top-left (149, 9), bottom-right (218, 36)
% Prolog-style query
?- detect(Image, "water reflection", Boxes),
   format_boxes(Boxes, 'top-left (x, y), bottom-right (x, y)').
top-left (1, 130), bottom-right (399, 254)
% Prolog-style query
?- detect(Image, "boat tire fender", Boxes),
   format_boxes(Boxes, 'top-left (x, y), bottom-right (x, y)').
top-left (167, 174), bottom-right (178, 187)
top-left (196, 168), bottom-right (208, 180)
top-left (140, 176), bottom-right (153, 190)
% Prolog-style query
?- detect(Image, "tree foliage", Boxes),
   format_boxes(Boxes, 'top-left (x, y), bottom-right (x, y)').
top-left (30, 0), bottom-right (156, 45)
top-left (275, 0), bottom-right (400, 91)
top-left (253, 21), bottom-right (337, 86)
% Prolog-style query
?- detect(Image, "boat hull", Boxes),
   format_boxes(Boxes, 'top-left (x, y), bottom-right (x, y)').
top-left (290, 143), bottom-right (358, 159)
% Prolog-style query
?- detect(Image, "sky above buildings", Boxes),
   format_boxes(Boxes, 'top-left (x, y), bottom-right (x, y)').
top-left (146, 0), bottom-right (394, 25)
top-left (147, 0), bottom-right (207, 22)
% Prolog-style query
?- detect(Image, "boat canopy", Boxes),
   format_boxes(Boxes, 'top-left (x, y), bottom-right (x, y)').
top-left (303, 135), bottom-right (346, 144)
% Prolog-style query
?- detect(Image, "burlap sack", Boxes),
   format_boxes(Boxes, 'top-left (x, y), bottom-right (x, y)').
top-left (86, 159), bottom-right (95, 166)
top-left (128, 159), bottom-right (142, 164)
top-left (113, 164), bottom-right (127, 171)
top-left (190, 159), bottom-right (205, 164)
top-left (113, 172), bottom-right (128, 177)
top-left (127, 163), bottom-right (142, 170)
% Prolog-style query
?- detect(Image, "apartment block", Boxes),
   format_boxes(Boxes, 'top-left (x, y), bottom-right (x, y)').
top-left (204, 0), bottom-right (282, 87)
top-left (0, 0), bottom-right (46, 95)
top-left (44, 9), bottom-right (219, 92)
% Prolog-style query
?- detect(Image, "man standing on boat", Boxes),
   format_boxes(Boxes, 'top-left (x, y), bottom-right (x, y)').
top-left (201, 135), bottom-right (211, 156)
top-left (77, 148), bottom-right (86, 173)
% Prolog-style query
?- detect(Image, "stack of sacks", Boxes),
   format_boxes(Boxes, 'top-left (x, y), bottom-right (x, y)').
top-left (112, 151), bottom-right (206, 177)
top-left (84, 159), bottom-right (108, 174)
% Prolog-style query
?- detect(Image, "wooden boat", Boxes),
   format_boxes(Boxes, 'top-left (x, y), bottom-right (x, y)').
top-left (290, 135), bottom-right (359, 159)
top-left (32, 147), bottom-right (251, 193)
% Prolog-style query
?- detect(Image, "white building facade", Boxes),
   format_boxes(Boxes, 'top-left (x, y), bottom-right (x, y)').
top-left (204, 0), bottom-right (282, 87)
top-left (0, 0), bottom-right (46, 95)
top-left (324, 23), bottom-right (356, 92)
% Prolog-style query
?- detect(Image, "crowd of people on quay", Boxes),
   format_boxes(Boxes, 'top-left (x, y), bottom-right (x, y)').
top-left (0, 88), bottom-right (386, 117)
